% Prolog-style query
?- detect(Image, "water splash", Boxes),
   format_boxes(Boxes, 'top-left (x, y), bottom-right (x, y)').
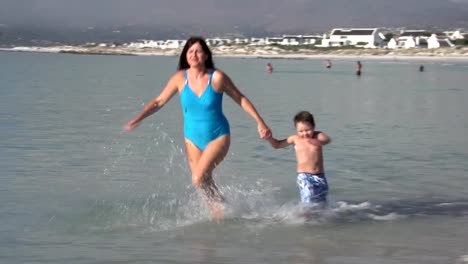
top-left (53, 122), bottom-right (468, 233)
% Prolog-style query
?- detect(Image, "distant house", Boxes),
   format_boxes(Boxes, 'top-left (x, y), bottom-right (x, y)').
top-left (399, 30), bottom-right (430, 37)
top-left (261, 35), bottom-right (322, 46)
top-left (281, 35), bottom-right (302, 45)
top-left (127, 39), bottom-right (185, 49)
top-left (387, 38), bottom-right (398, 49)
top-left (321, 28), bottom-right (385, 48)
top-left (302, 35), bottom-right (322, 45)
top-left (163, 40), bottom-right (184, 49)
top-left (443, 30), bottom-right (467, 41)
top-left (127, 40), bottom-right (165, 49)
top-left (233, 38), bottom-right (249, 45)
top-left (206, 38), bottom-right (232, 46)
top-left (397, 36), bottom-right (417, 49)
top-left (265, 37), bottom-right (283, 45)
top-left (249, 37), bottom-right (267, 46)
top-left (397, 30), bottom-right (431, 48)
top-left (427, 34), bottom-right (455, 49)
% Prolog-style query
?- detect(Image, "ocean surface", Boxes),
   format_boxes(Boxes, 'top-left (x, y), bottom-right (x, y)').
top-left (1, 51), bottom-right (468, 264)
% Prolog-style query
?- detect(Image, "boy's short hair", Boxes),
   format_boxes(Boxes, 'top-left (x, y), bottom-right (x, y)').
top-left (294, 111), bottom-right (315, 127)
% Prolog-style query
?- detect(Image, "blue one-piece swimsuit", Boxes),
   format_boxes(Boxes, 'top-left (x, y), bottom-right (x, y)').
top-left (180, 69), bottom-right (230, 150)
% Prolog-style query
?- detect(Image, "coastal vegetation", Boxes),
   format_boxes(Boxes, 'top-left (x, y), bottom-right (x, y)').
top-left (5, 43), bottom-right (466, 59)
top-left (2, 32), bottom-right (468, 58)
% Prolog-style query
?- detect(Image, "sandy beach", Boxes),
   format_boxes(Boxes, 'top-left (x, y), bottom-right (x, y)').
top-left (2, 45), bottom-right (468, 61)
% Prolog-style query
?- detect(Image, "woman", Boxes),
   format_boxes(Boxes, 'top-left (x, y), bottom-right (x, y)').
top-left (124, 36), bottom-right (271, 219)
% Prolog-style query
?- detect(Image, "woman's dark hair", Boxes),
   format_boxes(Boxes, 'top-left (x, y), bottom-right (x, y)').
top-left (178, 36), bottom-right (214, 70)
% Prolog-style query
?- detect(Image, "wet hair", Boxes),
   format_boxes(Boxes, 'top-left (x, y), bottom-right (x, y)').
top-left (177, 36), bottom-right (215, 70)
top-left (294, 111), bottom-right (315, 127)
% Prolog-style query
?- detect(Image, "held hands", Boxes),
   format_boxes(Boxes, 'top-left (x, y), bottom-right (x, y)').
top-left (257, 123), bottom-right (272, 139)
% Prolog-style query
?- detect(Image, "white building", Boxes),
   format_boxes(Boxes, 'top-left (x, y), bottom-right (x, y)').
top-left (163, 40), bottom-right (184, 49)
top-left (387, 38), bottom-right (398, 49)
top-left (278, 35), bottom-right (322, 46)
top-left (265, 37), bottom-right (283, 45)
top-left (397, 36), bottom-right (417, 49)
top-left (125, 39), bottom-right (185, 49)
top-left (427, 34), bottom-right (455, 49)
top-left (280, 35), bottom-right (301, 45)
top-left (443, 30), bottom-right (467, 40)
top-left (322, 28), bottom-right (385, 48)
top-left (126, 40), bottom-right (165, 49)
top-left (249, 37), bottom-right (267, 46)
top-left (206, 38), bottom-right (232, 46)
top-left (233, 38), bottom-right (249, 45)
top-left (302, 35), bottom-right (322, 45)
top-left (398, 30), bottom-right (431, 48)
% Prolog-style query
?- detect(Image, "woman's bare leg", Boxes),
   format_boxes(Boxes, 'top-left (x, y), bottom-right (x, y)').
top-left (185, 135), bottom-right (230, 219)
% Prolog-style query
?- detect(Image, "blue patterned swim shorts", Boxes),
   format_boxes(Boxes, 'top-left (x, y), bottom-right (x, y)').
top-left (296, 172), bottom-right (329, 204)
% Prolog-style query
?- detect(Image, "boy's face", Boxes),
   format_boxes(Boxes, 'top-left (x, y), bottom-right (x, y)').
top-left (296, 121), bottom-right (314, 138)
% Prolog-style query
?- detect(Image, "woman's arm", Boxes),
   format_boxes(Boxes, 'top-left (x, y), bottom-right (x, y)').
top-left (218, 71), bottom-right (271, 139)
top-left (124, 72), bottom-right (181, 132)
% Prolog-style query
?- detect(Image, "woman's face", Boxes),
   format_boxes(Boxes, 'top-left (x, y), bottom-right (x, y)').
top-left (186, 42), bottom-right (207, 67)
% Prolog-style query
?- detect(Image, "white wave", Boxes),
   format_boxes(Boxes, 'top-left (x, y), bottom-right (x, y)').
top-left (334, 201), bottom-right (372, 211)
top-left (367, 212), bottom-right (405, 221)
top-left (457, 255), bottom-right (468, 264)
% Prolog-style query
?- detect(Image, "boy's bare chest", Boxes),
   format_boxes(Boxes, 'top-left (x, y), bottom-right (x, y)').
top-left (294, 141), bottom-right (320, 153)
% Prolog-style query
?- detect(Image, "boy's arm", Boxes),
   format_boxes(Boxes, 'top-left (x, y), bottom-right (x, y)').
top-left (267, 135), bottom-right (295, 149)
top-left (316, 131), bottom-right (331, 145)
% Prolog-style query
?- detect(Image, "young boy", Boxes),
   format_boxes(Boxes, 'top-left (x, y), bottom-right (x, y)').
top-left (267, 111), bottom-right (331, 206)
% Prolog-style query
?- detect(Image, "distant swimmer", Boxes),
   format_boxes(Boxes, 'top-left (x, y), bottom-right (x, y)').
top-left (267, 111), bottom-right (331, 207)
top-left (419, 65), bottom-right (424, 72)
top-left (356, 61), bottom-right (362, 76)
top-left (266, 62), bottom-right (273, 74)
top-left (325, 59), bottom-right (332, 69)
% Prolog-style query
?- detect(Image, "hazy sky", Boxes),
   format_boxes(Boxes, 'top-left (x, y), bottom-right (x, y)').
top-left (1, 0), bottom-right (468, 33)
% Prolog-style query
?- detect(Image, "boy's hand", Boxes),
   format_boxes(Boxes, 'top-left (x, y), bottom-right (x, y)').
top-left (258, 124), bottom-right (272, 139)
top-left (307, 138), bottom-right (323, 146)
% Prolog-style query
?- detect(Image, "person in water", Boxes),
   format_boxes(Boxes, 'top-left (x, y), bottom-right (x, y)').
top-left (356, 61), bottom-right (362, 76)
top-left (325, 59), bottom-right (332, 69)
top-left (124, 36), bottom-right (271, 220)
top-left (266, 62), bottom-right (273, 73)
top-left (267, 111), bottom-right (331, 206)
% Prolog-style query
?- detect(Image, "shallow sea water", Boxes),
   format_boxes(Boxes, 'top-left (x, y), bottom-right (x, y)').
top-left (1, 51), bottom-right (468, 264)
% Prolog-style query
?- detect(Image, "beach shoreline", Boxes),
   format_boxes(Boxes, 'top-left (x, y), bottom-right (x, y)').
top-left (2, 45), bottom-right (468, 61)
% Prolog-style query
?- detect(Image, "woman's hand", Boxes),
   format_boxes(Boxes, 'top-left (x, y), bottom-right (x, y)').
top-left (258, 123), bottom-right (272, 139)
top-left (123, 120), bottom-right (139, 132)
